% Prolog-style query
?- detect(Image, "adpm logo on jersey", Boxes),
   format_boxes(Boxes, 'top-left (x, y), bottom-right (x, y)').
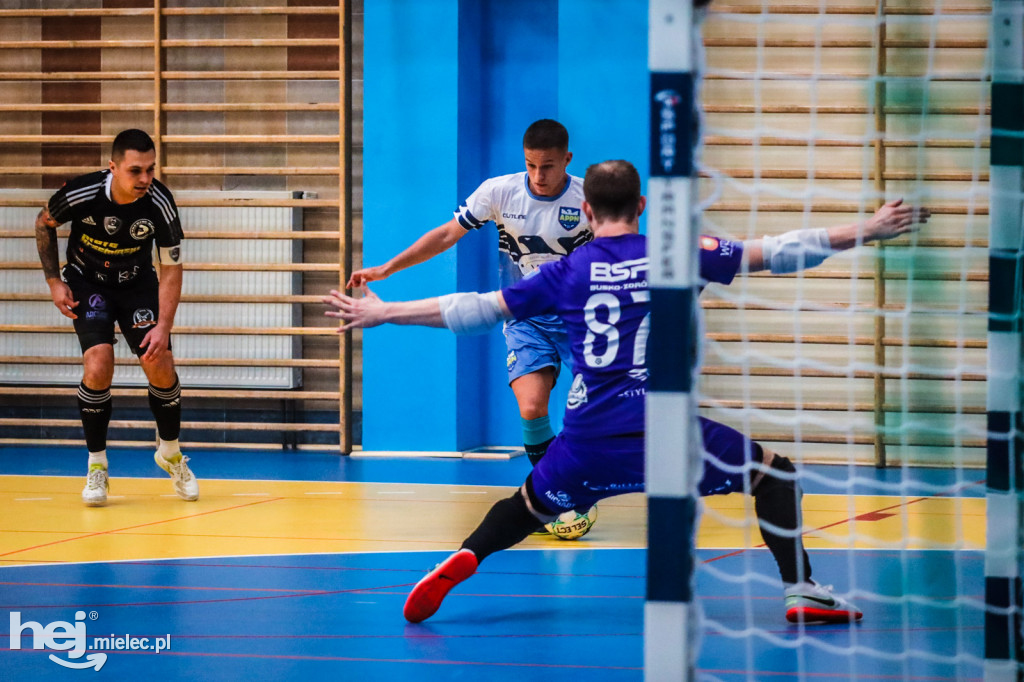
top-left (558, 207), bottom-right (581, 231)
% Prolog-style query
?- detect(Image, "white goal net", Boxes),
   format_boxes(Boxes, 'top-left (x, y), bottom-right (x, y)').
top-left (647, 1), bottom-right (1023, 680)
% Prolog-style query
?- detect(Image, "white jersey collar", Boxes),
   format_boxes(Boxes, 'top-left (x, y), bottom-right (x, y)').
top-left (523, 173), bottom-right (572, 202)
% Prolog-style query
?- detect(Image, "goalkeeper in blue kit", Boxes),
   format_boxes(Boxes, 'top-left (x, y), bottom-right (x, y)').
top-left (325, 159), bottom-right (929, 625)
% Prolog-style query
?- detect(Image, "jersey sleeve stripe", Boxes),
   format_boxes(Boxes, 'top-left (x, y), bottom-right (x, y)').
top-left (148, 185), bottom-right (178, 225)
top-left (48, 196), bottom-right (72, 223)
top-left (64, 182), bottom-right (105, 205)
top-left (455, 205), bottom-right (484, 230)
top-left (50, 181), bottom-right (103, 223)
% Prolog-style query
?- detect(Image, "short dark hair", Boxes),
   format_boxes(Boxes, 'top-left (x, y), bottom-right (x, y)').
top-left (583, 160), bottom-right (642, 222)
top-left (111, 129), bottom-right (155, 161)
top-left (522, 119), bottom-right (568, 152)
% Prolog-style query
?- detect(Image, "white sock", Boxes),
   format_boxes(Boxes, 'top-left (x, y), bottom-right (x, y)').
top-left (157, 439), bottom-right (181, 461)
top-left (87, 451), bottom-right (108, 469)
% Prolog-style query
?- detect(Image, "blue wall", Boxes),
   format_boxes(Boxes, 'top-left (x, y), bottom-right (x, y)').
top-left (363, 0), bottom-right (649, 451)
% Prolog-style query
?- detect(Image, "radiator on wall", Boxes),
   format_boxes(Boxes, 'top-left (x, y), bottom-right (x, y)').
top-left (0, 190), bottom-right (303, 389)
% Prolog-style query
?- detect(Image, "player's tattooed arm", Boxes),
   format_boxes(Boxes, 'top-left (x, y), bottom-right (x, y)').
top-left (34, 207), bottom-right (63, 281)
top-left (36, 206), bottom-right (78, 319)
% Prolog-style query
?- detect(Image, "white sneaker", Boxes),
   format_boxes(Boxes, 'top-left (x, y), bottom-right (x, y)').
top-left (784, 580), bottom-right (862, 624)
top-left (154, 451), bottom-right (199, 501)
top-left (82, 465), bottom-right (108, 507)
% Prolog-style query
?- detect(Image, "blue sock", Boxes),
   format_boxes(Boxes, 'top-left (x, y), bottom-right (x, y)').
top-left (522, 415), bottom-right (555, 467)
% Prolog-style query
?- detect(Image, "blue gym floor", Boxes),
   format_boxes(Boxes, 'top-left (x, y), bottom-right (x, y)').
top-left (0, 447), bottom-right (986, 681)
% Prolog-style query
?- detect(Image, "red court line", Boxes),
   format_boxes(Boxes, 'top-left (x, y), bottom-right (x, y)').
top-left (101, 614), bottom-right (931, 646)
top-left (0, 581), bottom-right (415, 610)
top-left (0, 581), bottom-right (326, 593)
top-left (3, 586), bottom-right (643, 611)
top-left (0, 497), bottom-right (285, 559)
top-left (1, 527), bottom-right (535, 545)
top-left (0, 548), bottom-right (983, 570)
top-left (0, 632), bottom-right (643, 641)
top-left (346, 590), bottom-right (643, 600)
top-left (702, 490), bottom-right (973, 566)
top-left (151, 632), bottom-right (644, 640)
top-left (116, 560), bottom-right (646, 580)
top-left (1, 647), bottom-right (643, 671)
top-left (699, 668), bottom-right (976, 681)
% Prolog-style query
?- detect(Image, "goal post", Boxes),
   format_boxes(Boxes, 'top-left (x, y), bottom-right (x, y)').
top-left (645, 0), bottom-right (703, 680)
top-left (985, 2), bottom-right (1024, 680)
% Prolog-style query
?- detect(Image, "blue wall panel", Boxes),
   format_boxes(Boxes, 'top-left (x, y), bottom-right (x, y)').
top-left (363, 0), bottom-right (462, 450)
top-left (559, 0), bottom-right (651, 229)
top-left (472, 0), bottom-right (563, 446)
top-left (454, 0), bottom-right (489, 449)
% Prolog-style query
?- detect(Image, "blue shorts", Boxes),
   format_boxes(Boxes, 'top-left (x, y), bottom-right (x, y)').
top-left (503, 318), bottom-right (572, 384)
top-left (527, 417), bottom-right (759, 514)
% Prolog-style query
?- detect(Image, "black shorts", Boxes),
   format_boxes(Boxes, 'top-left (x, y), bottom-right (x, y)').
top-left (64, 267), bottom-right (169, 357)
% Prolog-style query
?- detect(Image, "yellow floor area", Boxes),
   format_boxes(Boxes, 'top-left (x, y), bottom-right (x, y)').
top-left (0, 475), bottom-right (984, 567)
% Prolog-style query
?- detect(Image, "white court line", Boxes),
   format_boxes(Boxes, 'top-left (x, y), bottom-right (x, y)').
top-left (14, 497), bottom-right (51, 502)
top-left (377, 491), bottom-right (414, 495)
top-left (304, 491), bottom-right (345, 495)
top-left (232, 493), bottom-right (270, 497)
top-left (450, 491), bottom-right (487, 495)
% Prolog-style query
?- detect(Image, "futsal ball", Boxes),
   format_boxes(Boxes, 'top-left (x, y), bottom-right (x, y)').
top-left (544, 504), bottom-right (598, 540)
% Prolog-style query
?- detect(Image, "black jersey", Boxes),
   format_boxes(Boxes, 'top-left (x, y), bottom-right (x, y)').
top-left (48, 170), bottom-right (183, 288)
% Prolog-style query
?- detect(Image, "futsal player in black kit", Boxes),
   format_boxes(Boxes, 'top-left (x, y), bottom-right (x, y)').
top-left (34, 129), bottom-right (198, 507)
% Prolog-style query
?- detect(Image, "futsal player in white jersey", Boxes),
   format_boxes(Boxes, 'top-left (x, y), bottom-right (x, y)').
top-left (348, 119), bottom-right (593, 466)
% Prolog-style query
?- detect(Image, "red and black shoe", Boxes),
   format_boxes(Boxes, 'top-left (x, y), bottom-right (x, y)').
top-left (403, 549), bottom-right (478, 623)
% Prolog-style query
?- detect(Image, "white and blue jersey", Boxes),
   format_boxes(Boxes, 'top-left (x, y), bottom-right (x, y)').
top-left (502, 232), bottom-right (750, 512)
top-left (455, 172), bottom-right (593, 289)
top-left (456, 172), bottom-right (593, 381)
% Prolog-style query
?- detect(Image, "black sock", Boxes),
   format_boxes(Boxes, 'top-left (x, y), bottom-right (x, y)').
top-left (525, 436), bottom-right (554, 467)
top-left (148, 377), bottom-right (181, 441)
top-left (461, 486), bottom-right (550, 562)
top-left (751, 453), bottom-right (813, 585)
top-left (77, 383), bottom-right (112, 453)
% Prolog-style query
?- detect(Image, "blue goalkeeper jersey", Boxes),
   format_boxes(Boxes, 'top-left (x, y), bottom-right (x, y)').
top-left (501, 233), bottom-right (743, 440)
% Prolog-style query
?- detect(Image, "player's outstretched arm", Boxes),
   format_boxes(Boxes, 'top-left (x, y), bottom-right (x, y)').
top-left (324, 286), bottom-right (512, 334)
top-left (742, 199), bottom-right (930, 274)
top-left (324, 285), bottom-right (445, 331)
top-left (346, 218), bottom-right (469, 289)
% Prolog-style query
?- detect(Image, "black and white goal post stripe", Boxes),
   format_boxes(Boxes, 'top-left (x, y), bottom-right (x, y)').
top-left (986, 2), bottom-right (1024, 681)
top-left (645, 0), bottom-right (702, 679)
